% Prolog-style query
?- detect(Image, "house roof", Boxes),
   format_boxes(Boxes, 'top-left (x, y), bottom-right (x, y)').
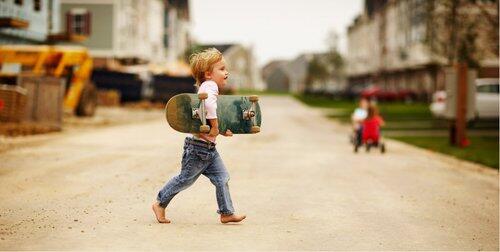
top-left (261, 60), bottom-right (289, 79)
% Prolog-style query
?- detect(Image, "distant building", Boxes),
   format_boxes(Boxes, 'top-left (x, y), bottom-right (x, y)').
top-left (346, 0), bottom-right (499, 98)
top-left (262, 57), bottom-right (309, 93)
top-left (262, 60), bottom-right (289, 92)
top-left (304, 53), bottom-right (346, 93)
top-left (261, 60), bottom-right (289, 92)
top-left (0, 0), bottom-right (61, 44)
top-left (59, 0), bottom-right (165, 66)
top-left (200, 44), bottom-right (263, 90)
top-left (164, 0), bottom-right (191, 64)
top-left (286, 54), bottom-right (311, 93)
top-left (263, 53), bottom-right (343, 93)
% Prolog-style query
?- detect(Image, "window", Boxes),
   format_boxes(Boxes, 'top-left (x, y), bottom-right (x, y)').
top-left (14, 0), bottom-right (23, 5)
top-left (34, 0), bottom-right (41, 11)
top-left (163, 34), bottom-right (169, 47)
top-left (66, 9), bottom-right (91, 36)
top-left (409, 0), bottom-right (427, 43)
top-left (477, 84), bottom-right (499, 93)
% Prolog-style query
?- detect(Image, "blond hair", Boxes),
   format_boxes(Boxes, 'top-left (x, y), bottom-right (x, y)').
top-left (189, 48), bottom-right (223, 86)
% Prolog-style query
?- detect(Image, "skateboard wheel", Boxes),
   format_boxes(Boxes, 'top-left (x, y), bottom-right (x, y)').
top-left (200, 125), bottom-right (210, 133)
top-left (198, 93), bottom-right (208, 100)
top-left (249, 95), bottom-right (259, 102)
top-left (250, 126), bottom-right (260, 133)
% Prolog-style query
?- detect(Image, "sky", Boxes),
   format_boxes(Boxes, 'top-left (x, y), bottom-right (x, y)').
top-left (190, 0), bottom-right (364, 67)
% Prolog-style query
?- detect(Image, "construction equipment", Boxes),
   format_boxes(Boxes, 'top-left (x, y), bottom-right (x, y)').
top-left (0, 45), bottom-right (97, 116)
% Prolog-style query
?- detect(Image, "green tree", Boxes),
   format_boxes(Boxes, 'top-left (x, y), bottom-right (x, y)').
top-left (305, 30), bottom-right (345, 92)
top-left (426, 0), bottom-right (498, 66)
top-left (306, 56), bottom-right (329, 90)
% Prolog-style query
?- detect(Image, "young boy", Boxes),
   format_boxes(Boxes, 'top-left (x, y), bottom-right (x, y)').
top-left (152, 48), bottom-right (246, 224)
top-left (351, 98), bottom-right (369, 146)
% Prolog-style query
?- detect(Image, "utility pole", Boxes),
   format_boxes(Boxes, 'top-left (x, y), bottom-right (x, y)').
top-left (447, 0), bottom-right (470, 148)
top-left (455, 63), bottom-right (469, 147)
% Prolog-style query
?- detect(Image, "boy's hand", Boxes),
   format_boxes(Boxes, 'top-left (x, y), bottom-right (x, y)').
top-left (208, 127), bottom-right (219, 137)
top-left (222, 129), bottom-right (233, 137)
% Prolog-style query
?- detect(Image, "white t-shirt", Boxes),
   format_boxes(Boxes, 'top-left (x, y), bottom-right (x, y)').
top-left (197, 80), bottom-right (218, 119)
top-left (351, 108), bottom-right (367, 130)
top-left (352, 108), bottom-right (367, 121)
top-left (192, 80), bottom-right (219, 143)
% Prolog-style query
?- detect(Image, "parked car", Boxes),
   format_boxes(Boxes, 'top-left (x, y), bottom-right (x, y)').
top-left (430, 78), bottom-right (499, 119)
top-left (360, 85), bottom-right (417, 102)
top-left (475, 78), bottom-right (499, 118)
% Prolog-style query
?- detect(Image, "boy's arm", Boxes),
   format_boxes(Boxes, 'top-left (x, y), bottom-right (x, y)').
top-left (207, 119), bottom-right (219, 137)
top-left (207, 119), bottom-right (232, 137)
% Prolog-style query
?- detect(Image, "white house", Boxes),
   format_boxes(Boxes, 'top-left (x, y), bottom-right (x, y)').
top-left (59, 0), bottom-right (165, 64)
top-left (164, 0), bottom-right (190, 64)
top-left (346, 0), bottom-right (499, 96)
top-left (0, 0), bottom-right (61, 44)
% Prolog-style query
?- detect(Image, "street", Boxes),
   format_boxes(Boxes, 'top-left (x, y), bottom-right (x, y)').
top-left (0, 96), bottom-right (498, 250)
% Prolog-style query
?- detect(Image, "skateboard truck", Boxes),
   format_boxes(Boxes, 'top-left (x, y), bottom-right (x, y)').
top-left (193, 93), bottom-right (210, 133)
top-left (243, 95), bottom-right (260, 133)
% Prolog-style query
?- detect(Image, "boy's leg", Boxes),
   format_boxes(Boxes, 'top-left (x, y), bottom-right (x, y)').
top-left (202, 151), bottom-right (245, 223)
top-left (202, 151), bottom-right (234, 214)
top-left (157, 162), bottom-right (205, 207)
top-left (154, 144), bottom-right (207, 222)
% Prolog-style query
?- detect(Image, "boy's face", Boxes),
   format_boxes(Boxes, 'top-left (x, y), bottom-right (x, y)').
top-left (206, 59), bottom-right (229, 89)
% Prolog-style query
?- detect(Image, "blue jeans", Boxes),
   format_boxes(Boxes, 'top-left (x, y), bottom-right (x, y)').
top-left (157, 137), bottom-right (234, 215)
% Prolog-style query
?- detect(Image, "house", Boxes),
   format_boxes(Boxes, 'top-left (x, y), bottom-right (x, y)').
top-left (263, 62), bottom-right (289, 92)
top-left (286, 54), bottom-right (311, 93)
top-left (302, 52), bottom-right (346, 93)
top-left (262, 57), bottom-right (309, 93)
top-left (59, 0), bottom-right (165, 66)
top-left (0, 0), bottom-right (61, 44)
top-left (164, 0), bottom-right (191, 64)
top-left (346, 0), bottom-right (499, 98)
top-left (262, 53), bottom-right (344, 93)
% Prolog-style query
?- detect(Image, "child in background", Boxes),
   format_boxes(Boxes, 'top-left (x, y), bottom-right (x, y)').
top-left (362, 104), bottom-right (385, 145)
top-left (351, 98), bottom-right (369, 146)
top-left (152, 48), bottom-right (246, 224)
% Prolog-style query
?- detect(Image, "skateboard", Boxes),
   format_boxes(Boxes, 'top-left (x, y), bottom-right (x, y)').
top-left (165, 93), bottom-right (262, 134)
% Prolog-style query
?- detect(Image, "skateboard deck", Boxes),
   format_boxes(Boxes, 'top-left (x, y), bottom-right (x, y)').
top-left (165, 93), bottom-right (262, 134)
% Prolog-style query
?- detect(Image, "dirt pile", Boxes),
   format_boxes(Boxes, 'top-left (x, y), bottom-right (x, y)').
top-left (123, 101), bottom-right (165, 110)
top-left (0, 122), bottom-right (61, 136)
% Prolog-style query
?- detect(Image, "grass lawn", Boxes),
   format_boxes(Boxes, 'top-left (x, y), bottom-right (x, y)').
top-left (295, 94), bottom-right (435, 126)
top-left (235, 89), bottom-right (290, 96)
top-left (391, 136), bottom-right (499, 169)
top-left (293, 94), bottom-right (358, 110)
top-left (294, 94), bottom-right (499, 169)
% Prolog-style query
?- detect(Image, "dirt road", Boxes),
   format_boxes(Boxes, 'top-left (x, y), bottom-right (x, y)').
top-left (0, 96), bottom-right (498, 250)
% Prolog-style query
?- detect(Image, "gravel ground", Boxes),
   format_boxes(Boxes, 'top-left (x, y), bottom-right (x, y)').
top-left (0, 96), bottom-right (498, 250)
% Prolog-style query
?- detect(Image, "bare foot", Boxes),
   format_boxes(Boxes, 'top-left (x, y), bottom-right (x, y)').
top-left (152, 202), bottom-right (171, 224)
top-left (220, 214), bottom-right (246, 224)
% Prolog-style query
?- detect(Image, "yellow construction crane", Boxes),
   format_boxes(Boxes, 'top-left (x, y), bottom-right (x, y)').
top-left (0, 45), bottom-right (97, 116)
